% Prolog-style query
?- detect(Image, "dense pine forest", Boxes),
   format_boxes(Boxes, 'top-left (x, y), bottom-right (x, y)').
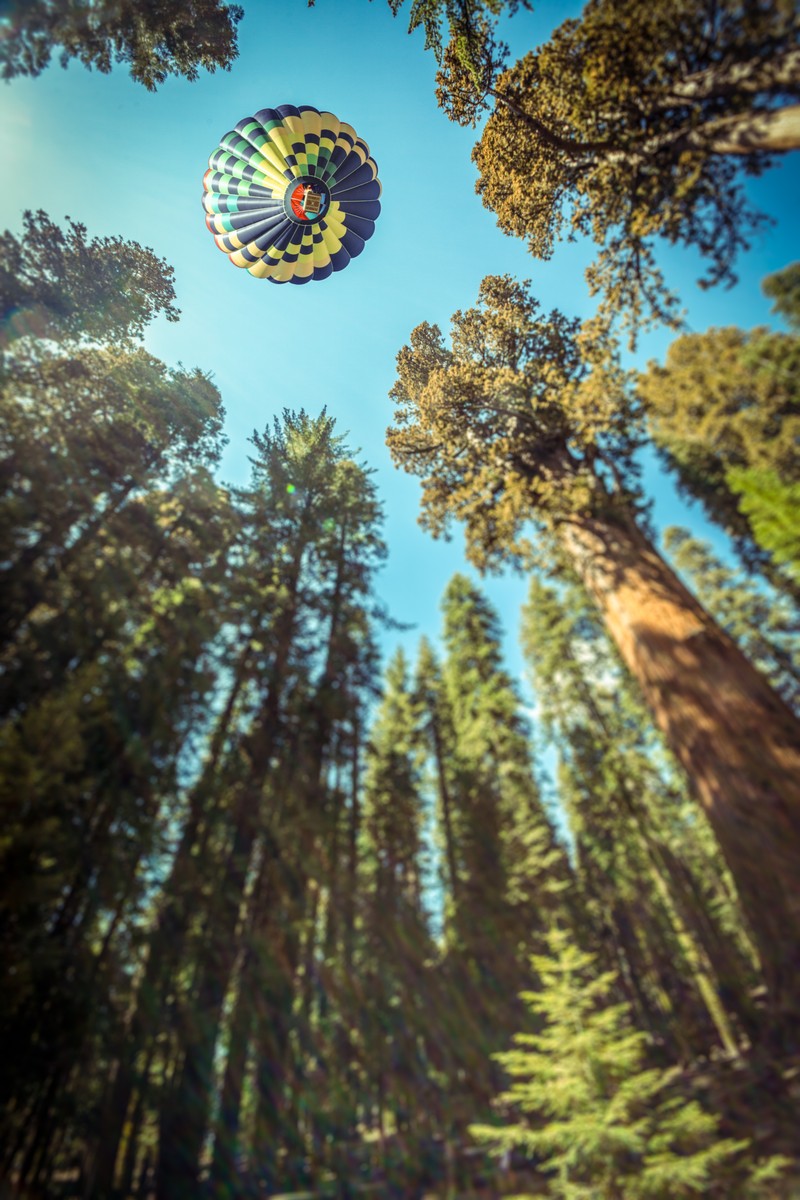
top-left (2, 1), bottom-right (800, 1198)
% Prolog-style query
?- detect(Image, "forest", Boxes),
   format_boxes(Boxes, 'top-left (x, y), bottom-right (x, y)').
top-left (1, 1), bottom-right (799, 1198)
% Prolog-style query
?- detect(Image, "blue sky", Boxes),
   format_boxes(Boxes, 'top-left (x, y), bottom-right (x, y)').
top-left (2, 0), bottom-right (799, 699)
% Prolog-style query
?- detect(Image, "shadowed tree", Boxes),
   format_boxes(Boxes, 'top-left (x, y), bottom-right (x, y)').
top-left (386, 273), bottom-right (800, 1032)
top-left (0, 0), bottom-right (243, 90)
top-left (408, 577), bottom-right (573, 1146)
top-left (0, 210), bottom-right (180, 352)
top-left (357, 649), bottom-right (436, 1175)
top-left (521, 570), bottom-right (761, 1056)
top-left (153, 415), bottom-right (389, 1200)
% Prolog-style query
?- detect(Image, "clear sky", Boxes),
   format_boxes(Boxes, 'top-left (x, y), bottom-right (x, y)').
top-left (2, 0), bottom-right (799, 701)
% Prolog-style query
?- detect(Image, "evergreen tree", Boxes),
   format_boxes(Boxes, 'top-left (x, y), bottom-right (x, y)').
top-left (1, 210), bottom-right (179, 350)
top-left (152, 415), bottom-right (386, 1199)
top-left (410, 576), bottom-right (573, 1147)
top-left (0, 214), bottom-right (226, 672)
top-left (762, 262), bottom-right (800, 331)
top-left (638, 323), bottom-right (800, 596)
top-left (470, 930), bottom-right (784, 1199)
top-left (0, 1), bottom-right (243, 90)
top-left (726, 469), bottom-right (800, 587)
top-left (0, 215), bottom-right (230, 1192)
top-left (439, 574), bottom-right (567, 972)
top-left (386, 273), bottom-right (800, 1029)
top-left (356, 649), bottom-right (437, 1186)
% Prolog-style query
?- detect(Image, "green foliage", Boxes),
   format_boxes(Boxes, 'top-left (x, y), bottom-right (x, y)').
top-left (0, 209), bottom-right (228, 1138)
top-left (728, 467), bottom-right (800, 584)
top-left (0, 0), bottom-right (243, 89)
top-left (2, 203), bottom-right (798, 1192)
top-left (438, 574), bottom-right (568, 947)
top-left (762, 262), bottom-right (800, 331)
top-left (357, 649), bottom-right (436, 1148)
top-left (363, 649), bottom-right (427, 909)
top-left (385, 0), bottom-right (529, 67)
top-left (471, 0), bottom-right (800, 335)
top-left (470, 930), bottom-right (765, 1199)
top-left (638, 323), bottom-right (800, 594)
top-left (387, 274), bottom-right (642, 571)
top-left (0, 210), bottom-right (179, 351)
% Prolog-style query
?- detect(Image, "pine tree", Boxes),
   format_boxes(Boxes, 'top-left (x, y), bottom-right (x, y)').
top-left (439, 574), bottom-right (568, 972)
top-left (470, 930), bottom-right (784, 1199)
top-left (726, 469), bottom-right (800, 588)
top-left (152, 415), bottom-right (384, 1198)
top-left (410, 576), bottom-right (574, 1148)
top-left (0, 217), bottom-right (230, 1192)
top-left (355, 649), bottom-right (437, 1187)
top-left (0, 210), bottom-right (179, 350)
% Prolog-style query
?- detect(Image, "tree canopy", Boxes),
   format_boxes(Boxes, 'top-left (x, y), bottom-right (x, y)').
top-left (762, 261), bottom-right (800, 330)
top-left (1, 210), bottom-right (180, 351)
top-left (471, 931), bottom-right (783, 1198)
top-left (467, 0), bottom-right (800, 334)
top-left (387, 273), bottom-right (641, 571)
top-left (638, 321), bottom-right (800, 592)
top-left (0, 0), bottom-right (243, 90)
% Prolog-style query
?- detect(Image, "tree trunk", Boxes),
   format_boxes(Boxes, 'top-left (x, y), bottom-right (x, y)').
top-left (561, 513), bottom-right (800, 1029)
top-left (318, 782), bottom-right (344, 1022)
top-left (252, 922), bottom-right (304, 1188)
top-left (155, 749), bottom-right (287, 1197)
top-left (344, 719), bottom-right (361, 977)
top-left (86, 643), bottom-right (253, 1197)
top-left (655, 841), bottom-right (760, 1041)
top-left (116, 1041), bottom-right (156, 1200)
top-left (429, 711), bottom-right (461, 911)
top-left (207, 950), bottom-right (257, 1199)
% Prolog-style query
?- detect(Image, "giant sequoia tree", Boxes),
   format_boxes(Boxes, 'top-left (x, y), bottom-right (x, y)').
top-left (386, 274), bottom-right (800, 1031)
top-left (521, 571), bottom-right (761, 1057)
top-left (664, 528), bottom-right (800, 717)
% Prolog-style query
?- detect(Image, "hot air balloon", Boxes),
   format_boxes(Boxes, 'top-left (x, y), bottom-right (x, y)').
top-left (202, 105), bottom-right (381, 285)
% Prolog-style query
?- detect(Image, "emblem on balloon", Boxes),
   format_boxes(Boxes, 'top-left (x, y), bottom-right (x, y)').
top-left (202, 105), bottom-right (381, 285)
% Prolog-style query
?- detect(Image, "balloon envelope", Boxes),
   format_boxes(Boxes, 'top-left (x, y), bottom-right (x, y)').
top-left (202, 104), bottom-right (381, 285)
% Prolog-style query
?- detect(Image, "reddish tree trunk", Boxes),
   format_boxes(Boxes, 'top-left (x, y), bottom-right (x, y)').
top-left (561, 514), bottom-right (800, 1028)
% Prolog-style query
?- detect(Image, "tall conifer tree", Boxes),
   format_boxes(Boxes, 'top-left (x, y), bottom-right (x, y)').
top-left (387, 274), bottom-right (800, 1030)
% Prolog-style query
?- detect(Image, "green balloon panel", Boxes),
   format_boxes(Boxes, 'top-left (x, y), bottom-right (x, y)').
top-left (202, 104), bottom-right (381, 285)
